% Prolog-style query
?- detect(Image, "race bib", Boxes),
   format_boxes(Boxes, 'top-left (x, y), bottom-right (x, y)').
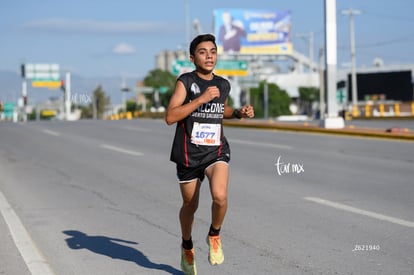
top-left (191, 123), bottom-right (221, 146)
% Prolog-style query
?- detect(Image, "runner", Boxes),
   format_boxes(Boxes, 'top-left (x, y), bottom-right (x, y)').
top-left (165, 33), bottom-right (254, 275)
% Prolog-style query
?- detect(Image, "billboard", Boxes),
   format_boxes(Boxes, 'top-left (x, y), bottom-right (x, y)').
top-left (214, 9), bottom-right (292, 55)
top-left (348, 71), bottom-right (413, 101)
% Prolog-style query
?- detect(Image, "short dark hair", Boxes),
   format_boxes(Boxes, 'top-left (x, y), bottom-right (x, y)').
top-left (189, 34), bottom-right (217, 56)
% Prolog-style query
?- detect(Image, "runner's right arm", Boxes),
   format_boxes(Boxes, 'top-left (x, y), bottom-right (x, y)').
top-left (165, 81), bottom-right (219, 125)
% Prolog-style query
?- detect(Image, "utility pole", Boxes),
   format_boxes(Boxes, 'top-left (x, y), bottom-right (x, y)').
top-left (296, 32), bottom-right (314, 65)
top-left (309, 31), bottom-right (314, 65)
top-left (121, 76), bottom-right (129, 112)
top-left (321, 0), bottom-right (344, 128)
top-left (263, 80), bottom-right (269, 120)
top-left (185, 0), bottom-right (191, 43)
top-left (318, 44), bottom-right (325, 120)
top-left (64, 72), bottom-right (71, 121)
top-left (341, 8), bottom-right (361, 117)
top-left (20, 64), bottom-right (28, 122)
top-left (193, 19), bottom-right (202, 36)
top-left (21, 77), bottom-right (28, 122)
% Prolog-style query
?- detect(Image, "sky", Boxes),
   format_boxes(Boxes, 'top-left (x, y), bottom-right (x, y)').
top-left (1, 0), bottom-right (414, 79)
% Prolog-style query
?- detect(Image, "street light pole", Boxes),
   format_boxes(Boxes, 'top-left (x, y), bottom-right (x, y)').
top-left (321, 0), bottom-right (344, 128)
top-left (318, 44), bottom-right (325, 119)
top-left (64, 72), bottom-right (71, 121)
top-left (185, 0), bottom-right (190, 43)
top-left (296, 32), bottom-right (315, 71)
top-left (121, 76), bottom-right (129, 112)
top-left (341, 9), bottom-right (361, 116)
top-left (263, 80), bottom-right (268, 120)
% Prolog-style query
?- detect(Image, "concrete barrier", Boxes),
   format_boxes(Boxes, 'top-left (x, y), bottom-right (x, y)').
top-left (223, 119), bottom-right (414, 141)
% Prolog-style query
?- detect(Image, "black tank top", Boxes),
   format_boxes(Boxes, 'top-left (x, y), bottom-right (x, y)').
top-left (169, 71), bottom-right (231, 168)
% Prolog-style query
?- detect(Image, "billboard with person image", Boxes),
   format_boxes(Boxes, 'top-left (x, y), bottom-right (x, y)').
top-left (214, 9), bottom-right (293, 55)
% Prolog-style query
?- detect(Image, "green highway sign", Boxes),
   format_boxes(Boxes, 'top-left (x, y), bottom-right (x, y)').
top-left (135, 86), bottom-right (154, 94)
top-left (3, 102), bottom-right (15, 119)
top-left (172, 60), bottom-right (248, 76)
top-left (337, 89), bottom-right (348, 103)
top-left (158, 86), bottom-right (169, 94)
top-left (214, 60), bottom-right (248, 76)
top-left (172, 60), bottom-right (194, 75)
top-left (23, 63), bottom-right (60, 80)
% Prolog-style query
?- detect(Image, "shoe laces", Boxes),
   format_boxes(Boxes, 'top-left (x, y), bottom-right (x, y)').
top-left (183, 249), bottom-right (194, 265)
top-left (209, 236), bottom-right (221, 252)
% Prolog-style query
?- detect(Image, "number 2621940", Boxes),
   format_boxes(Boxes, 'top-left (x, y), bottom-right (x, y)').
top-left (352, 245), bottom-right (380, 252)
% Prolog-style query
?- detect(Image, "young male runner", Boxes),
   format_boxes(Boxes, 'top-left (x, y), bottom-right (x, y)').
top-left (165, 34), bottom-right (254, 275)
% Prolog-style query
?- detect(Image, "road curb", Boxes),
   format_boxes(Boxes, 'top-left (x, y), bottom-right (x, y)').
top-left (223, 120), bottom-right (414, 141)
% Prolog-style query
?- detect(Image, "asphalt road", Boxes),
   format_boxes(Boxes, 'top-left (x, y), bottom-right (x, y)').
top-left (0, 119), bottom-right (413, 275)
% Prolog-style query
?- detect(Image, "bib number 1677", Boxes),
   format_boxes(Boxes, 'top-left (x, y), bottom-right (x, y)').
top-left (194, 131), bottom-right (215, 139)
top-left (191, 123), bottom-right (221, 146)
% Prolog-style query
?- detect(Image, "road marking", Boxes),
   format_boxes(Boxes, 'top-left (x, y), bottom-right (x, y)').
top-left (100, 144), bottom-right (144, 156)
top-left (42, 129), bottom-right (60, 136)
top-left (229, 138), bottom-right (292, 150)
top-left (0, 190), bottom-right (55, 275)
top-left (304, 197), bottom-right (414, 228)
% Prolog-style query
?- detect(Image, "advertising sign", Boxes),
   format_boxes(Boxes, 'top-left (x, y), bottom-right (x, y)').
top-left (172, 60), bottom-right (248, 76)
top-left (213, 9), bottom-right (293, 55)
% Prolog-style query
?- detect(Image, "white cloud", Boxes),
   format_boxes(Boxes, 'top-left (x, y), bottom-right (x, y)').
top-left (21, 18), bottom-right (179, 34)
top-left (112, 43), bottom-right (136, 55)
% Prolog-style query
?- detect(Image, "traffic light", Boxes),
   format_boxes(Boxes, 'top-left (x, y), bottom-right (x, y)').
top-left (21, 64), bottom-right (26, 78)
top-left (240, 90), bottom-right (247, 106)
top-left (60, 79), bottom-right (66, 92)
top-left (23, 96), bottom-right (28, 106)
top-left (337, 80), bottom-right (346, 89)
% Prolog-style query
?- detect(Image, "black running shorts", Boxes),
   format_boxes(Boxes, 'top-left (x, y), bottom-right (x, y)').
top-left (176, 155), bottom-right (230, 183)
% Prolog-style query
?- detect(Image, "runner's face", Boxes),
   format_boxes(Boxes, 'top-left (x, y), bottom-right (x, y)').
top-left (192, 41), bottom-right (217, 72)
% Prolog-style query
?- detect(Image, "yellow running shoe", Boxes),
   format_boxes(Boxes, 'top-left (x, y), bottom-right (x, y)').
top-left (207, 235), bottom-right (224, 265)
top-left (181, 247), bottom-right (197, 275)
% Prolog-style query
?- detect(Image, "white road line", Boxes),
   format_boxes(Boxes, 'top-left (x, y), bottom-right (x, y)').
top-left (229, 138), bottom-right (292, 150)
top-left (100, 144), bottom-right (144, 156)
top-left (42, 129), bottom-right (60, 136)
top-left (0, 190), bottom-right (55, 275)
top-left (304, 197), bottom-right (414, 228)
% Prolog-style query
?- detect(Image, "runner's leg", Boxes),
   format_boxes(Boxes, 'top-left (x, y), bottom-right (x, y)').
top-left (179, 179), bottom-right (201, 240)
top-left (205, 162), bottom-right (229, 230)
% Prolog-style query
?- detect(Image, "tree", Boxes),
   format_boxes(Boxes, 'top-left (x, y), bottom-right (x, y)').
top-left (78, 105), bottom-right (93, 119)
top-left (126, 100), bottom-right (137, 113)
top-left (249, 81), bottom-right (292, 118)
top-left (143, 69), bottom-right (177, 109)
top-left (298, 87), bottom-right (319, 116)
top-left (92, 85), bottom-right (111, 119)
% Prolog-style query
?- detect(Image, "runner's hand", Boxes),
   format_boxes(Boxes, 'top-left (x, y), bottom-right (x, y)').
top-left (200, 86), bottom-right (220, 103)
top-left (240, 105), bottom-right (255, 118)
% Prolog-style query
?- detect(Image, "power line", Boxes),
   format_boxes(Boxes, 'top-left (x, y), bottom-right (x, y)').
top-left (364, 12), bottom-right (414, 22)
top-left (357, 34), bottom-right (414, 48)
top-left (337, 32), bottom-right (414, 50)
top-left (341, 8), bottom-right (361, 111)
